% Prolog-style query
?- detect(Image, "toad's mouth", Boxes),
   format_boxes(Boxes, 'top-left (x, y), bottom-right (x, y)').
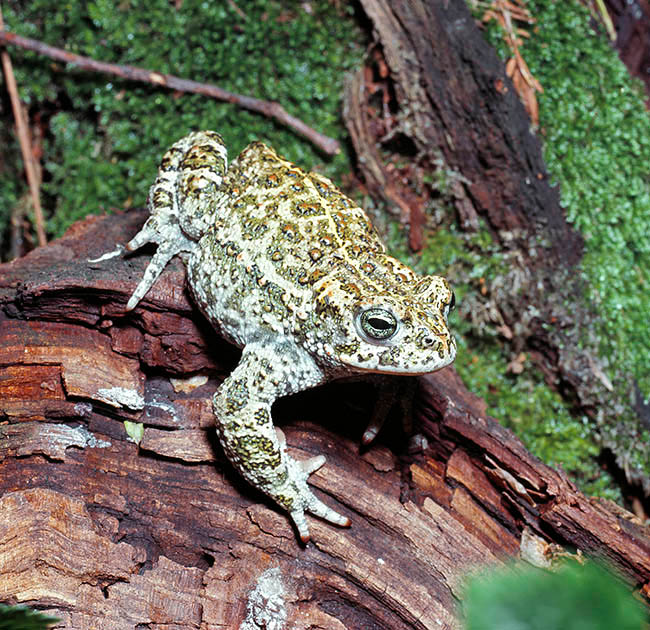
top-left (336, 339), bottom-right (457, 375)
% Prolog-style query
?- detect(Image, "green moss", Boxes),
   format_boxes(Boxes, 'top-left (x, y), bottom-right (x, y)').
top-left (0, 0), bottom-right (364, 249)
top-left (481, 0), bottom-right (650, 400)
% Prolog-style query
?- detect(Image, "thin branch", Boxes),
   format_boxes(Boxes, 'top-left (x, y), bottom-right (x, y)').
top-left (226, 0), bottom-right (248, 20)
top-left (0, 29), bottom-right (340, 156)
top-left (0, 13), bottom-right (47, 247)
top-left (583, 0), bottom-right (617, 41)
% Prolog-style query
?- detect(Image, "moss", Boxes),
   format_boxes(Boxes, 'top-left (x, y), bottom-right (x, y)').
top-left (0, 0), bottom-right (364, 249)
top-left (468, 0), bottom-right (650, 490)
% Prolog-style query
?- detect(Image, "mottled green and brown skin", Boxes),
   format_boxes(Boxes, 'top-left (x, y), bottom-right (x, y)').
top-left (124, 131), bottom-right (456, 542)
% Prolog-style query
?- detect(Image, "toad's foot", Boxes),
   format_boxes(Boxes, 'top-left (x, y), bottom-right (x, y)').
top-left (213, 345), bottom-right (350, 543)
top-left (124, 216), bottom-right (196, 310)
top-left (358, 375), bottom-right (417, 446)
top-left (274, 428), bottom-right (351, 543)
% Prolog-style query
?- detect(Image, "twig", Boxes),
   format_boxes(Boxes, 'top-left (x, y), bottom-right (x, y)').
top-left (593, 0), bottom-right (617, 41)
top-left (226, 0), bottom-right (247, 20)
top-left (0, 12), bottom-right (47, 246)
top-left (481, 0), bottom-right (543, 126)
top-left (0, 29), bottom-right (340, 156)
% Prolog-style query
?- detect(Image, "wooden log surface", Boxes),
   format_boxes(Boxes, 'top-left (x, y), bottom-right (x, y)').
top-left (1, 208), bottom-right (648, 630)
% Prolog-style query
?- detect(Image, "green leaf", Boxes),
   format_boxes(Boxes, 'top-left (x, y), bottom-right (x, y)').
top-left (463, 562), bottom-right (647, 630)
top-left (124, 420), bottom-right (144, 444)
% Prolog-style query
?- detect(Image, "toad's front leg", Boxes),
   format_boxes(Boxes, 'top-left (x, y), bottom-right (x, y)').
top-left (213, 345), bottom-right (351, 542)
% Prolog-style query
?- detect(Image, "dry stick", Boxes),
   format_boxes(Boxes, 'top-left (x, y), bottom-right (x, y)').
top-left (226, 0), bottom-right (247, 20)
top-left (0, 30), bottom-right (340, 156)
top-left (0, 17), bottom-right (47, 246)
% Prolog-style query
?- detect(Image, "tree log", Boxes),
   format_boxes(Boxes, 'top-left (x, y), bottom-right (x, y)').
top-left (1, 209), bottom-right (648, 629)
top-left (348, 0), bottom-right (583, 258)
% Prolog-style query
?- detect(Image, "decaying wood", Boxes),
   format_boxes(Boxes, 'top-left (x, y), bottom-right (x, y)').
top-left (0, 29), bottom-right (339, 156)
top-left (347, 0), bottom-right (581, 258)
top-left (605, 0), bottom-right (650, 107)
top-left (1, 209), bottom-right (648, 630)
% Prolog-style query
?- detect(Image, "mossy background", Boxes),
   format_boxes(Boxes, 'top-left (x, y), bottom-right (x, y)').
top-left (472, 0), bottom-right (650, 492)
top-left (386, 0), bottom-right (650, 500)
top-left (0, 0), bottom-right (363, 243)
top-left (1, 1), bottom-right (648, 503)
top-left (481, 0), bottom-right (650, 402)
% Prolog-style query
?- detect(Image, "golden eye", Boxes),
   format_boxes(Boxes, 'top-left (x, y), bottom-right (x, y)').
top-left (358, 308), bottom-right (398, 341)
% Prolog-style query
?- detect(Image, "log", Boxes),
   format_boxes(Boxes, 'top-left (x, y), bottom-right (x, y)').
top-left (347, 0), bottom-right (583, 258)
top-left (1, 209), bottom-right (648, 629)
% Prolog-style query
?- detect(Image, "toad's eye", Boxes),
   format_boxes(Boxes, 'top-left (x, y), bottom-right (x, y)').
top-left (357, 307), bottom-right (398, 341)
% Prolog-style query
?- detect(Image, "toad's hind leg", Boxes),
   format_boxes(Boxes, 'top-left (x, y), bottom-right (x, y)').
top-left (124, 130), bottom-right (228, 310)
top-left (213, 345), bottom-right (351, 543)
top-left (361, 375), bottom-right (417, 445)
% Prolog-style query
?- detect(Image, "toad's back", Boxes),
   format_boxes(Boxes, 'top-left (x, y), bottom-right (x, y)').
top-left (189, 141), bottom-right (453, 357)
top-left (188, 141), bottom-right (392, 347)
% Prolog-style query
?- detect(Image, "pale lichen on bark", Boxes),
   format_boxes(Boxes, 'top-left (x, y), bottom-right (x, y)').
top-left (239, 567), bottom-right (287, 630)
